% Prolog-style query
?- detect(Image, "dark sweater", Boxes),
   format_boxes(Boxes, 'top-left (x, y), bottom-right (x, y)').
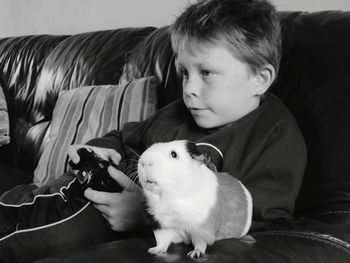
top-left (87, 92), bottom-right (307, 231)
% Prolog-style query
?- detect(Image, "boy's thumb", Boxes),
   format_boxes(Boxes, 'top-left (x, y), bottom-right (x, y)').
top-left (108, 166), bottom-right (140, 192)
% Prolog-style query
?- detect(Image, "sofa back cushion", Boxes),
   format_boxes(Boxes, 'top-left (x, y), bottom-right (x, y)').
top-left (0, 35), bottom-right (67, 167)
top-left (272, 11), bottom-right (350, 212)
top-left (0, 35), bottom-right (67, 123)
top-left (0, 85), bottom-right (10, 146)
top-left (119, 26), bottom-right (182, 108)
top-left (34, 76), bottom-right (157, 186)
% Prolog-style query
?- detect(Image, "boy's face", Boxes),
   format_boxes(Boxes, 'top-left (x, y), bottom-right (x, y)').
top-left (176, 40), bottom-right (263, 129)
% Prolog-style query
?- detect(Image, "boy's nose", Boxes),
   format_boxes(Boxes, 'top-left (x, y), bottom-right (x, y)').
top-left (183, 78), bottom-right (200, 97)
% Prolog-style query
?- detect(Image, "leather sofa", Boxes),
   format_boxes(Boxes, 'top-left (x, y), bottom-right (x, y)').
top-left (1, 11), bottom-right (350, 263)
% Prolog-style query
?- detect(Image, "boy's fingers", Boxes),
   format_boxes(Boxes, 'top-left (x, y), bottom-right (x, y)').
top-left (68, 144), bottom-right (93, 163)
top-left (105, 149), bottom-right (121, 165)
top-left (93, 203), bottom-right (111, 217)
top-left (67, 145), bottom-right (121, 166)
top-left (89, 148), bottom-right (121, 164)
top-left (84, 188), bottom-right (117, 205)
top-left (67, 145), bottom-right (81, 164)
top-left (108, 166), bottom-right (140, 192)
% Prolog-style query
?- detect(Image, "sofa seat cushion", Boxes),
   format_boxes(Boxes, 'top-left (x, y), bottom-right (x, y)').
top-left (33, 209), bottom-right (350, 263)
top-left (34, 76), bottom-right (157, 186)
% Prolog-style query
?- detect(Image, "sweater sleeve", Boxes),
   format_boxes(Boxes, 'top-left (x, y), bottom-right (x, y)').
top-left (85, 109), bottom-right (162, 159)
top-left (85, 130), bottom-right (124, 154)
top-left (85, 99), bottom-right (185, 158)
top-left (240, 118), bottom-right (307, 231)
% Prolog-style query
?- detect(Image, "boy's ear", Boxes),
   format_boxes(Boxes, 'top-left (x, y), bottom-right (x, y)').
top-left (252, 64), bottom-right (276, 96)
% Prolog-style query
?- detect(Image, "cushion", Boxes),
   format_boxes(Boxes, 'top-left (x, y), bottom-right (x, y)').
top-left (34, 76), bottom-right (157, 186)
top-left (0, 86), bottom-right (10, 146)
top-left (273, 12), bottom-right (350, 212)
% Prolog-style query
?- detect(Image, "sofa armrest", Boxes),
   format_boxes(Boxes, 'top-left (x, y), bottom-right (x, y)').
top-left (0, 164), bottom-right (32, 195)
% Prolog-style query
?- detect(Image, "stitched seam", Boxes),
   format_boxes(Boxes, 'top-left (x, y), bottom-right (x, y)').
top-left (0, 178), bottom-right (77, 207)
top-left (317, 211), bottom-right (350, 216)
top-left (253, 231), bottom-right (350, 255)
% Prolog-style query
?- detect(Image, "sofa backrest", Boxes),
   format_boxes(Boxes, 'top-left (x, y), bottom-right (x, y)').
top-left (118, 11), bottom-right (350, 214)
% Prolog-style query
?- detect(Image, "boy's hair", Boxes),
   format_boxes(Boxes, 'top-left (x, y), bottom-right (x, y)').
top-left (171, 0), bottom-right (281, 76)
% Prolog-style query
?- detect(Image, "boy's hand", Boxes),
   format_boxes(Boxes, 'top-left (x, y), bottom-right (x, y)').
top-left (68, 144), bottom-right (121, 166)
top-left (84, 166), bottom-right (146, 232)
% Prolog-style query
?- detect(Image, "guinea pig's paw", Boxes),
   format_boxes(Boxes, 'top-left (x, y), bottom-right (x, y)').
top-left (187, 249), bottom-right (205, 258)
top-left (148, 246), bottom-right (167, 255)
top-left (240, 235), bottom-right (256, 244)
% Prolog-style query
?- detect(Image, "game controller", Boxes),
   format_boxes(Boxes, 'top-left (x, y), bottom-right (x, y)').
top-left (68, 148), bottom-right (124, 192)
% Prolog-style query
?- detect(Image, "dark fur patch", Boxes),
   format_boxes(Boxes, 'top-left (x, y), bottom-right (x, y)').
top-left (186, 141), bottom-right (202, 157)
top-left (185, 141), bottom-right (217, 172)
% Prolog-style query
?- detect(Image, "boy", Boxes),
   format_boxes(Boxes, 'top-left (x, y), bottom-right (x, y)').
top-left (70, 0), bottom-right (306, 233)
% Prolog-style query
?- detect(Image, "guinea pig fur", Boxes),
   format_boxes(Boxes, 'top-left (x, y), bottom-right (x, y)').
top-left (137, 140), bottom-right (253, 258)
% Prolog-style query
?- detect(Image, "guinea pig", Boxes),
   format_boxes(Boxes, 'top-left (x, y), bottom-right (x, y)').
top-left (137, 140), bottom-right (253, 258)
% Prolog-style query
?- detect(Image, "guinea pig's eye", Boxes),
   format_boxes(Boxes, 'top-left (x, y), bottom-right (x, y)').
top-left (170, 150), bottom-right (178, 158)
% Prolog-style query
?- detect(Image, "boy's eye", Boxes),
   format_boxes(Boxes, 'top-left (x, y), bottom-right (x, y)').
top-left (178, 68), bottom-right (189, 79)
top-left (201, 70), bottom-right (210, 77)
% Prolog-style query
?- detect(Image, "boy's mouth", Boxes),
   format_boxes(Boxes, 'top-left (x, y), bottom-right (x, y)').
top-left (185, 100), bottom-right (208, 114)
top-left (189, 107), bottom-right (206, 114)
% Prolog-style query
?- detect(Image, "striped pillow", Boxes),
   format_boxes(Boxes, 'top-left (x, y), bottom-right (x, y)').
top-left (34, 76), bottom-right (157, 186)
top-left (0, 86), bottom-right (10, 146)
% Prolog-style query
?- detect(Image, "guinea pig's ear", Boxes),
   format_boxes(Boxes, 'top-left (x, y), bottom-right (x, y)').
top-left (186, 141), bottom-right (202, 157)
top-left (186, 141), bottom-right (217, 172)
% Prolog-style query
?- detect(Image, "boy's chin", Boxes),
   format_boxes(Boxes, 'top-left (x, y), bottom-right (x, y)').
top-left (192, 117), bottom-right (218, 129)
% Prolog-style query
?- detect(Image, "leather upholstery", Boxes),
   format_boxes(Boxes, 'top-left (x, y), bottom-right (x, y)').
top-left (119, 26), bottom-right (182, 108)
top-left (273, 11), bottom-right (350, 213)
top-left (0, 27), bottom-right (155, 171)
top-left (0, 35), bottom-right (67, 168)
top-left (1, 10), bottom-right (350, 263)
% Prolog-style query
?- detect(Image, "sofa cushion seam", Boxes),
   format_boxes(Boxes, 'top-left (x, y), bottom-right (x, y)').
top-left (252, 230), bottom-right (350, 255)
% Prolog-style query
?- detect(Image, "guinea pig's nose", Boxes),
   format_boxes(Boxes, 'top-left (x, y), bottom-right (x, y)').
top-left (139, 160), bottom-right (153, 167)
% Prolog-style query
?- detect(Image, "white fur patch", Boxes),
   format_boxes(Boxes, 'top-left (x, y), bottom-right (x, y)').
top-left (146, 167), bottom-right (218, 229)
